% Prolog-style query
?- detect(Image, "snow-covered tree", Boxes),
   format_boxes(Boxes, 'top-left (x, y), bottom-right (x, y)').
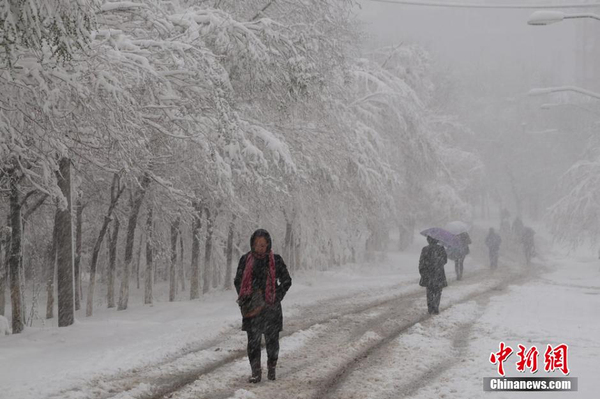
top-left (547, 136), bottom-right (600, 247)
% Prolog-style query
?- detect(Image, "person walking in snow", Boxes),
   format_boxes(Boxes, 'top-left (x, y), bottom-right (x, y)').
top-left (485, 228), bottom-right (502, 269)
top-left (234, 229), bottom-right (292, 383)
top-left (522, 226), bottom-right (536, 266)
top-left (419, 236), bottom-right (448, 315)
top-left (512, 217), bottom-right (524, 244)
top-left (454, 231), bottom-right (471, 280)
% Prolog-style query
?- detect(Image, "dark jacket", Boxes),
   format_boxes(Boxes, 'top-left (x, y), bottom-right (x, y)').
top-left (234, 252), bottom-right (292, 332)
top-left (485, 231), bottom-right (502, 252)
top-left (419, 243), bottom-right (448, 289)
top-left (457, 232), bottom-right (471, 257)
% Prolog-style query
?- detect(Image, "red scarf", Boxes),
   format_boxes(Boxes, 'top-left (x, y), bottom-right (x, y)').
top-left (239, 250), bottom-right (276, 305)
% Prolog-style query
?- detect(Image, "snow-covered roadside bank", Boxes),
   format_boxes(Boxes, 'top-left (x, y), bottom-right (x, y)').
top-left (406, 253), bottom-right (600, 399)
top-left (1, 246), bottom-right (451, 399)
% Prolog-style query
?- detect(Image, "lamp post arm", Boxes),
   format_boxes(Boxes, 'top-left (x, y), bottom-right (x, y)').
top-left (566, 13), bottom-right (600, 21)
top-left (528, 11), bottom-right (600, 25)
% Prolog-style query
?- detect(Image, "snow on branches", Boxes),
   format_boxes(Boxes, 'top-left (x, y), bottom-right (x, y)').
top-left (547, 141), bottom-right (600, 247)
top-left (0, 0), bottom-right (98, 67)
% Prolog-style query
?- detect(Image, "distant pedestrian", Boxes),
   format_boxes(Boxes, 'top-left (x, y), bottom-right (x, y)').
top-left (454, 231), bottom-right (471, 280)
top-left (512, 217), bottom-right (524, 243)
top-left (234, 229), bottom-right (292, 383)
top-left (522, 227), bottom-right (536, 265)
top-left (499, 212), bottom-right (511, 241)
top-left (419, 236), bottom-right (448, 315)
top-left (485, 228), bottom-right (502, 269)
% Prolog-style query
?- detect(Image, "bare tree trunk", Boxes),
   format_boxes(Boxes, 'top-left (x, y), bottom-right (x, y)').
top-left (169, 217), bottom-right (180, 302)
top-left (284, 219), bottom-right (292, 267)
top-left (294, 233), bottom-right (301, 271)
top-left (87, 175), bottom-right (124, 316)
top-left (288, 229), bottom-right (295, 273)
top-left (22, 193), bottom-right (48, 221)
top-left (56, 157), bottom-right (74, 327)
top-left (74, 196), bottom-right (83, 311)
top-left (179, 233), bottom-right (185, 292)
top-left (9, 171), bottom-right (24, 333)
top-left (118, 174), bottom-right (151, 311)
top-left (190, 202), bottom-right (201, 300)
top-left (0, 231), bottom-right (7, 316)
top-left (235, 229), bottom-right (242, 260)
top-left (20, 192), bottom-right (48, 321)
top-left (507, 168), bottom-right (522, 217)
top-left (144, 208), bottom-right (153, 305)
top-left (203, 208), bottom-right (213, 294)
top-left (107, 217), bottom-right (119, 308)
top-left (46, 211), bottom-right (59, 319)
top-left (211, 210), bottom-right (220, 289)
top-left (0, 243), bottom-right (3, 317)
top-left (224, 214), bottom-right (235, 290)
top-left (135, 232), bottom-right (143, 290)
top-left (86, 217), bottom-right (110, 317)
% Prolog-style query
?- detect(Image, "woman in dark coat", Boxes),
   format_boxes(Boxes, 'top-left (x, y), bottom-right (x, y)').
top-left (485, 227), bottom-right (502, 269)
top-left (419, 236), bottom-right (448, 315)
top-left (454, 231), bottom-right (471, 280)
top-left (234, 229), bottom-right (292, 383)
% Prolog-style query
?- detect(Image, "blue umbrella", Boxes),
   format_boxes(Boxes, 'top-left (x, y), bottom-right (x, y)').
top-left (420, 227), bottom-right (461, 248)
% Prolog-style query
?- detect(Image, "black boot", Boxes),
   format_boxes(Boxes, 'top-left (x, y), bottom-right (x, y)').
top-left (249, 362), bottom-right (262, 383)
top-left (267, 359), bottom-right (277, 381)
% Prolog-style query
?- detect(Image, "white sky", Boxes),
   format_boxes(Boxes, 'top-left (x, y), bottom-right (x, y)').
top-left (357, 0), bottom-right (592, 91)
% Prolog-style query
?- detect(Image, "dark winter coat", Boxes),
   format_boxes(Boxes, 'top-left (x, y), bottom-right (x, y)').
top-left (419, 243), bottom-right (448, 289)
top-left (485, 231), bottom-right (502, 252)
top-left (234, 252), bottom-right (292, 332)
top-left (457, 232), bottom-right (471, 257)
top-left (522, 227), bottom-right (535, 250)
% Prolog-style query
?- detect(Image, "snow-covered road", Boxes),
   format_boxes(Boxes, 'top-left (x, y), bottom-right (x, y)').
top-left (2, 240), bottom-right (598, 399)
top-left (41, 256), bottom-right (535, 399)
top-left (163, 264), bottom-right (535, 399)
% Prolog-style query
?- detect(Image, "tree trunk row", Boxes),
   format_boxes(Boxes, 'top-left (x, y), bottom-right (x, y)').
top-left (5, 163), bottom-right (240, 330)
top-left (118, 174), bottom-right (151, 311)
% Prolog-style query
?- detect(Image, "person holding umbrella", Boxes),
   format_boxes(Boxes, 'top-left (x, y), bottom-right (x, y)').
top-left (444, 221), bottom-right (471, 281)
top-left (418, 235), bottom-right (448, 315)
top-left (454, 231), bottom-right (471, 280)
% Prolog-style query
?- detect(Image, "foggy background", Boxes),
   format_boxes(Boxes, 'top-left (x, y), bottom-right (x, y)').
top-left (359, 0), bottom-right (599, 239)
top-left (2, 2), bottom-right (599, 398)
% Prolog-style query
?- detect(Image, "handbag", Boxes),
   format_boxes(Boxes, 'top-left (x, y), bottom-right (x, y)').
top-left (237, 289), bottom-right (266, 318)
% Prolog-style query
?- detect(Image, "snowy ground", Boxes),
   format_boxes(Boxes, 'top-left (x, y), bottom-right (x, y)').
top-left (1, 229), bottom-right (598, 399)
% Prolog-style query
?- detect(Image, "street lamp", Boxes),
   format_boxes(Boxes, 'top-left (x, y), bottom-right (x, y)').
top-left (528, 86), bottom-right (600, 101)
top-left (528, 10), bottom-right (600, 25)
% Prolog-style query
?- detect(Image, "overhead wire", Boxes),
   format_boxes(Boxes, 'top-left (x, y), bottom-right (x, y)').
top-left (368, 0), bottom-right (600, 9)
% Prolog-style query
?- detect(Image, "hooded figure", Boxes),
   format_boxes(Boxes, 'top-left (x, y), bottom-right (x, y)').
top-left (454, 231), bottom-right (471, 280)
top-left (419, 236), bottom-right (448, 315)
top-left (234, 229), bottom-right (292, 383)
top-left (485, 228), bottom-right (502, 269)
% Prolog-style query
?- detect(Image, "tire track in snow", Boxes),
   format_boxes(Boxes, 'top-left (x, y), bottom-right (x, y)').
top-left (313, 265), bottom-right (541, 399)
top-left (46, 277), bottom-right (429, 399)
top-left (153, 266), bottom-right (529, 399)
top-left (49, 263), bottom-right (523, 399)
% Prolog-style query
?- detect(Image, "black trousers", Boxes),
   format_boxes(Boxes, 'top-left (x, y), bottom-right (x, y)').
top-left (426, 287), bottom-right (442, 314)
top-left (489, 249), bottom-right (499, 269)
top-left (455, 256), bottom-right (465, 280)
top-left (247, 329), bottom-right (279, 369)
